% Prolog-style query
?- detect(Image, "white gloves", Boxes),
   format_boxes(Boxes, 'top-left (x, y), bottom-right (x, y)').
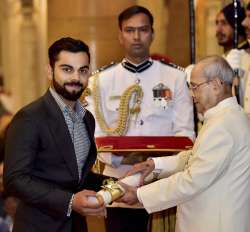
top-left (226, 49), bottom-right (245, 77)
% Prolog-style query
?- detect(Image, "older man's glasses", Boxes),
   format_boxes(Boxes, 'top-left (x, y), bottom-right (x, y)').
top-left (189, 80), bottom-right (212, 92)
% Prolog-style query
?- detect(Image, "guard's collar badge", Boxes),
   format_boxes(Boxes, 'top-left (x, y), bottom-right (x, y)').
top-left (122, 59), bottom-right (153, 73)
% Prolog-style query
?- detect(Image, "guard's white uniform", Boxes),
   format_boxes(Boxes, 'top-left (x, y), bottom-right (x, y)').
top-left (87, 59), bottom-right (195, 183)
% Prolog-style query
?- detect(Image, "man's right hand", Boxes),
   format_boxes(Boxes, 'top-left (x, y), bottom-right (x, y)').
top-left (72, 190), bottom-right (106, 217)
top-left (125, 159), bottom-right (155, 186)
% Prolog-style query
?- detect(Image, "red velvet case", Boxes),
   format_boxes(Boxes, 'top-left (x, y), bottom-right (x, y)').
top-left (96, 136), bottom-right (193, 155)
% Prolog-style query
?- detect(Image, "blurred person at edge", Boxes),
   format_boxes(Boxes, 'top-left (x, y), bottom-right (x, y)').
top-left (0, 72), bottom-right (13, 158)
top-left (0, 71), bottom-right (14, 116)
top-left (215, 2), bottom-right (248, 55)
top-left (215, 3), bottom-right (250, 113)
top-left (239, 2), bottom-right (250, 117)
top-left (0, 162), bottom-right (18, 232)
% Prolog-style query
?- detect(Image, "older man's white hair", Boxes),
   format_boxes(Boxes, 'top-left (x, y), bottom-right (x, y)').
top-left (196, 55), bottom-right (234, 85)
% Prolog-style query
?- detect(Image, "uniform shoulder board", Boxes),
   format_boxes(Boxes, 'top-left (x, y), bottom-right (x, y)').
top-left (159, 59), bottom-right (185, 72)
top-left (92, 62), bottom-right (117, 75)
top-left (238, 40), bottom-right (250, 50)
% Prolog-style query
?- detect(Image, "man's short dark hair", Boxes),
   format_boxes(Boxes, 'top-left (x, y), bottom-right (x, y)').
top-left (221, 3), bottom-right (246, 37)
top-left (48, 37), bottom-right (90, 68)
top-left (118, 5), bottom-right (154, 30)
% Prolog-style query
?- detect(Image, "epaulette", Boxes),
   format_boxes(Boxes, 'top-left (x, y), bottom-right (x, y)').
top-left (159, 59), bottom-right (185, 72)
top-left (238, 40), bottom-right (250, 50)
top-left (91, 62), bottom-right (117, 75)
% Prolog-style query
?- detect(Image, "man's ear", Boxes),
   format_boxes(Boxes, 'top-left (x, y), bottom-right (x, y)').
top-left (152, 31), bottom-right (155, 42)
top-left (212, 78), bottom-right (224, 95)
top-left (214, 78), bottom-right (223, 88)
top-left (47, 64), bottom-right (53, 81)
top-left (118, 30), bottom-right (123, 45)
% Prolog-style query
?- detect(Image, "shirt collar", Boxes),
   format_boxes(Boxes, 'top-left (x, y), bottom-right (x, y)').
top-left (49, 87), bottom-right (86, 119)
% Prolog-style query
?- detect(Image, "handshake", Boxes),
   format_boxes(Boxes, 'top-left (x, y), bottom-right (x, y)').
top-left (72, 159), bottom-right (156, 217)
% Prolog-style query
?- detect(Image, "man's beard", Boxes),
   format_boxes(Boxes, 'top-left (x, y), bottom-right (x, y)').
top-left (216, 32), bottom-right (232, 47)
top-left (53, 77), bottom-right (84, 101)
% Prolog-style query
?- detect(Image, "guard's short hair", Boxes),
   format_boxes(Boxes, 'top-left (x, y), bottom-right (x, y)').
top-left (118, 5), bottom-right (154, 31)
top-left (48, 37), bottom-right (90, 68)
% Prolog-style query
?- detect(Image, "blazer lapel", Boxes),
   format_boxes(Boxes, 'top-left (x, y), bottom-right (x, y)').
top-left (79, 112), bottom-right (97, 183)
top-left (42, 91), bottom-right (79, 180)
top-left (83, 112), bottom-right (95, 144)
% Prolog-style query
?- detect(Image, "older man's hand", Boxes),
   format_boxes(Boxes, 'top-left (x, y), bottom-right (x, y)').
top-left (116, 182), bottom-right (140, 205)
top-left (125, 159), bottom-right (155, 186)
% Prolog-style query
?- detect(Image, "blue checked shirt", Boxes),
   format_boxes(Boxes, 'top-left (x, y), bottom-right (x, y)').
top-left (49, 87), bottom-right (90, 179)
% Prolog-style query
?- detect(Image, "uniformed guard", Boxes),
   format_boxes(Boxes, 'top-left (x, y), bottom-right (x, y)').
top-left (86, 5), bottom-right (195, 232)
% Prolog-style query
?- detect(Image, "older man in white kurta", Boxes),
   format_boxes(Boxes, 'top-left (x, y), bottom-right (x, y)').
top-left (138, 97), bottom-right (250, 232)
top-left (119, 55), bottom-right (250, 232)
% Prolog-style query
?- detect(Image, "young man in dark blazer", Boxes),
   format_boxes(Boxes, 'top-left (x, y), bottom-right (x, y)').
top-left (3, 37), bottom-right (106, 232)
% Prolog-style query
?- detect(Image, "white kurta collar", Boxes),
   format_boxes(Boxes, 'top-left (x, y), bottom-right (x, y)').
top-left (204, 97), bottom-right (239, 122)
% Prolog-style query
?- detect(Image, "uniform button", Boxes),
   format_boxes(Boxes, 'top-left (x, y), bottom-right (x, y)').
top-left (135, 79), bottom-right (140, 84)
top-left (139, 120), bottom-right (144, 125)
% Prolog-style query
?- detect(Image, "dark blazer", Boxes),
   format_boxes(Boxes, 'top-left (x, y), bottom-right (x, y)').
top-left (3, 90), bottom-right (105, 232)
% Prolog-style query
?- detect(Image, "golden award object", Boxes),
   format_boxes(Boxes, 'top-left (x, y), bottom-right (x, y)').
top-left (89, 172), bottom-right (155, 205)
top-left (87, 179), bottom-right (125, 205)
top-left (97, 179), bottom-right (125, 204)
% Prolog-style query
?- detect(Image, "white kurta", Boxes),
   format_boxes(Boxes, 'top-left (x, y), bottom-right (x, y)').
top-left (138, 97), bottom-right (250, 232)
top-left (87, 59), bottom-right (194, 178)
